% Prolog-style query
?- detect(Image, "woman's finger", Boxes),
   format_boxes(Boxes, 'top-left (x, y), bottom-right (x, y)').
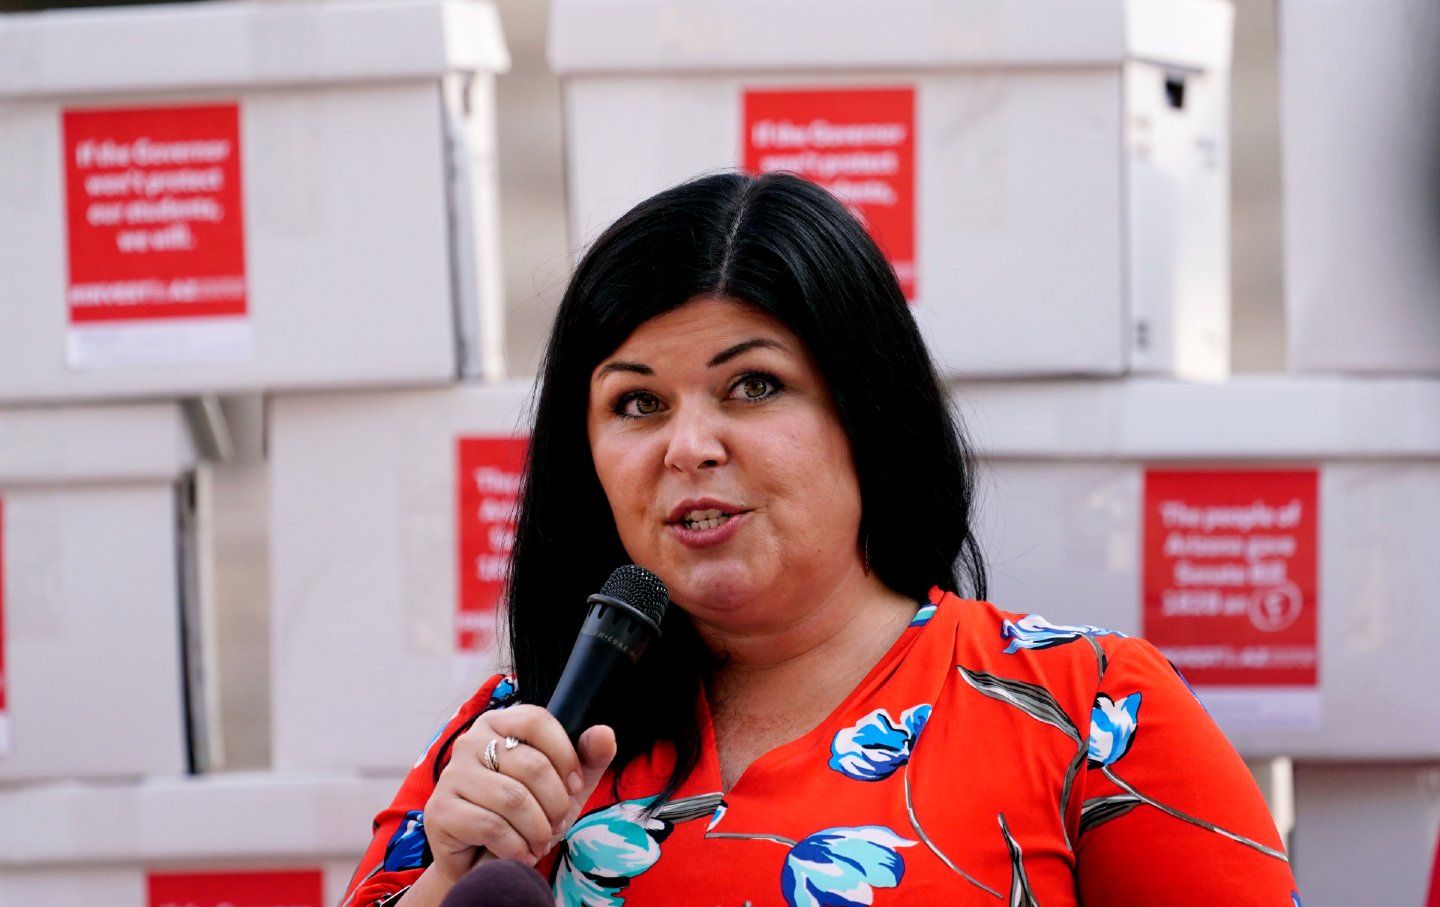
top-left (446, 766), bottom-right (557, 860)
top-left (425, 783), bottom-right (540, 865)
top-left (484, 705), bottom-right (586, 795)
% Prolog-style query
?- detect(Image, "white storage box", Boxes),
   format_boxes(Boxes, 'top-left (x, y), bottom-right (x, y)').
top-left (0, 403), bottom-right (195, 780)
top-left (268, 383), bottom-right (531, 772)
top-left (0, 773), bottom-right (397, 907)
top-left (550, 0), bottom-right (1234, 380)
top-left (960, 377), bottom-right (1440, 759)
top-left (0, 0), bottom-right (510, 401)
top-left (1290, 763), bottom-right (1440, 907)
top-left (1280, 0), bottom-right (1440, 374)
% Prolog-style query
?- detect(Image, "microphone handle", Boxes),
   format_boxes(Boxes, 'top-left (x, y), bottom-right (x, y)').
top-left (546, 631), bottom-right (631, 743)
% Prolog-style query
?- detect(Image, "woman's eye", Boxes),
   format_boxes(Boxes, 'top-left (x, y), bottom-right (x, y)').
top-left (732, 375), bottom-right (780, 401)
top-left (618, 392), bottom-right (661, 417)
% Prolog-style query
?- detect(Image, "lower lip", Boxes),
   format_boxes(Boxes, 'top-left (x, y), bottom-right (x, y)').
top-left (668, 511), bottom-right (747, 549)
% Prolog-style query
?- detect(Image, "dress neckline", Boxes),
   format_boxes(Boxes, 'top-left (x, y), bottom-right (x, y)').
top-left (694, 594), bottom-right (938, 795)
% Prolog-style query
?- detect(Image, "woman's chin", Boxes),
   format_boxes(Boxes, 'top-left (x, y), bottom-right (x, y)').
top-left (664, 566), bottom-right (767, 621)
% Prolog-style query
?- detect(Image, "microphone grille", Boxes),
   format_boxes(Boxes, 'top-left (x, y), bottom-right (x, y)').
top-left (600, 565), bottom-right (670, 627)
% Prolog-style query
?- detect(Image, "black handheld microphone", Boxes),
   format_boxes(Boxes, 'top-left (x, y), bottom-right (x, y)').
top-left (439, 859), bottom-right (552, 907)
top-left (545, 565), bottom-right (669, 742)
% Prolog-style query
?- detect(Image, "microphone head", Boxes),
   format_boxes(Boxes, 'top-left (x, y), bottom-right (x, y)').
top-left (597, 564), bottom-right (670, 630)
top-left (439, 859), bottom-right (552, 907)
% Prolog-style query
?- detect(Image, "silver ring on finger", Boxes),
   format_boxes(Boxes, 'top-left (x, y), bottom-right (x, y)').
top-left (503, 736), bottom-right (522, 751)
top-left (482, 737), bottom-right (501, 772)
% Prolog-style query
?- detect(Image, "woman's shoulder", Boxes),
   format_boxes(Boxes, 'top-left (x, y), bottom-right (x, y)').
top-left (927, 590), bottom-right (1172, 698)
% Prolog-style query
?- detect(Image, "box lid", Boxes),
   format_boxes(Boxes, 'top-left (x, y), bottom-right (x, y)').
top-left (961, 377), bottom-right (1440, 460)
top-left (549, 0), bottom-right (1231, 75)
top-left (0, 773), bottom-right (400, 865)
top-left (0, 402), bottom-right (196, 483)
top-left (0, 0), bottom-right (509, 100)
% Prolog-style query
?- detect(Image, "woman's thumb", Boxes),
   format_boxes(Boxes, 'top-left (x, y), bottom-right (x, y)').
top-left (575, 724), bottom-right (617, 795)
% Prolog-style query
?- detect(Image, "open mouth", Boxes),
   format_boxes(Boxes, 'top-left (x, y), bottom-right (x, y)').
top-left (681, 508), bottom-right (733, 531)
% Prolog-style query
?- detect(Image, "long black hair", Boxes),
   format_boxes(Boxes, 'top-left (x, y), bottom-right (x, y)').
top-left (505, 171), bottom-right (986, 803)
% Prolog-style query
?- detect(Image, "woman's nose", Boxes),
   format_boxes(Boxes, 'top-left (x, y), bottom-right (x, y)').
top-left (662, 403), bottom-right (728, 473)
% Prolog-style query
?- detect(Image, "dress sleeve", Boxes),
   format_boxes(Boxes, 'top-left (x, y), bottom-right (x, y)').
top-left (1074, 638), bottom-right (1301, 906)
top-left (340, 674), bottom-right (516, 907)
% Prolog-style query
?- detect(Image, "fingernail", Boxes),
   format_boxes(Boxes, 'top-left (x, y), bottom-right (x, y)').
top-left (568, 772), bottom-right (583, 794)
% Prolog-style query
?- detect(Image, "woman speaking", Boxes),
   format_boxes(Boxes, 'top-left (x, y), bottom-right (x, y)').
top-left (342, 173), bottom-right (1300, 906)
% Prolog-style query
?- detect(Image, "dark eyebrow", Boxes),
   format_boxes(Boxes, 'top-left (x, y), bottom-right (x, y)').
top-left (595, 338), bottom-right (785, 380)
top-left (594, 360), bottom-right (653, 379)
top-left (708, 338), bottom-right (786, 367)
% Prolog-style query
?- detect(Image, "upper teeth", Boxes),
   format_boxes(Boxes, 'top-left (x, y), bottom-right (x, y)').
top-left (683, 509), bottom-right (730, 530)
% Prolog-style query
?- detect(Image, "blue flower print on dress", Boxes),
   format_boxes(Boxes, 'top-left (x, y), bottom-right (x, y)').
top-left (488, 674), bottom-right (518, 706)
top-left (781, 826), bottom-right (916, 907)
top-left (553, 793), bottom-right (723, 907)
top-left (1088, 692), bottom-right (1141, 767)
top-left (828, 705), bottom-right (932, 782)
top-left (1291, 892), bottom-right (1303, 907)
top-left (382, 810), bottom-right (429, 872)
top-left (1001, 613), bottom-right (1122, 654)
top-left (553, 798), bottom-right (666, 907)
top-left (706, 802), bottom-right (728, 832)
top-left (908, 603), bottom-right (937, 627)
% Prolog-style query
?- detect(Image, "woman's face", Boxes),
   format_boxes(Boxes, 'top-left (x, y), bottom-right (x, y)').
top-left (587, 296), bottom-right (867, 631)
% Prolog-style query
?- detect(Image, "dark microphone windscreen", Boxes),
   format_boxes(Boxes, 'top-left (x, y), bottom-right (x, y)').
top-left (438, 859), bottom-right (552, 907)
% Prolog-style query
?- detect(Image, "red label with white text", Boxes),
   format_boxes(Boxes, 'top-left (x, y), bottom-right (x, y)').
top-left (147, 869), bottom-right (323, 907)
top-left (457, 437), bottom-right (528, 654)
top-left (64, 104), bottom-right (246, 324)
top-left (1143, 470), bottom-right (1319, 687)
top-left (743, 87), bottom-right (917, 300)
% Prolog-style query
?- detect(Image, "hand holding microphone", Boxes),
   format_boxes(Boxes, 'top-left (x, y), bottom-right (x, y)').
top-left (412, 566), bottom-right (669, 902)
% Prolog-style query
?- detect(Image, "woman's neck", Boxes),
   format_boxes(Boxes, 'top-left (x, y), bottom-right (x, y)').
top-left (698, 577), bottom-right (919, 789)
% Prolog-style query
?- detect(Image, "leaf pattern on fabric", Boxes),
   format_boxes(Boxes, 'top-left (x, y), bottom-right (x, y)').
top-left (901, 768), bottom-right (1002, 899)
top-left (1078, 794), bottom-right (1143, 835)
top-left (1088, 693), bottom-right (1142, 768)
top-left (780, 826), bottom-right (916, 907)
top-left (829, 705), bottom-right (932, 782)
top-left (957, 666), bottom-right (1080, 742)
top-left (1000, 614), bottom-right (1123, 655)
top-left (1097, 765), bottom-right (1290, 862)
top-left (1058, 745), bottom-right (1088, 850)
top-left (998, 814), bottom-right (1040, 907)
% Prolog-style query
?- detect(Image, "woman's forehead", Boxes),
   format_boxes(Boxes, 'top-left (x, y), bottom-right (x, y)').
top-left (601, 296), bottom-right (800, 363)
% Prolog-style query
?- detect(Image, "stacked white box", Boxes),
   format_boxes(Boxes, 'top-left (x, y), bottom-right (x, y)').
top-left (1280, 0), bottom-right (1440, 374)
top-left (0, 772), bottom-right (398, 906)
top-left (550, 0), bottom-right (1234, 380)
top-left (1291, 764), bottom-right (1440, 906)
top-left (0, 0), bottom-right (511, 401)
top-left (268, 383), bottom-right (531, 773)
top-left (960, 376), bottom-right (1440, 759)
top-left (0, 403), bottom-right (195, 780)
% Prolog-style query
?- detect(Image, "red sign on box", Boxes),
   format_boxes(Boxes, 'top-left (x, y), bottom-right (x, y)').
top-left (457, 437), bottom-right (529, 654)
top-left (147, 869), bottom-right (323, 907)
top-left (743, 87), bottom-right (917, 300)
top-left (63, 104), bottom-right (246, 325)
top-left (1142, 470), bottom-right (1319, 688)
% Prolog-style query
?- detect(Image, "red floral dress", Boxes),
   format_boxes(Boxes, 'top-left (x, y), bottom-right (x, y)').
top-left (343, 592), bottom-right (1301, 906)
